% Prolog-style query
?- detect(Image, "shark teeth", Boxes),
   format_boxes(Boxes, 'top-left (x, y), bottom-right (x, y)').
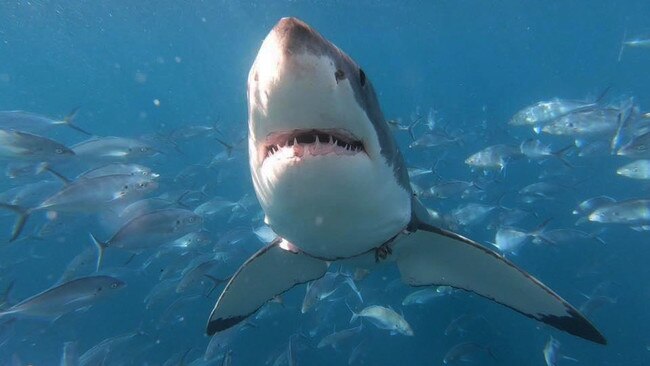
top-left (264, 129), bottom-right (364, 159)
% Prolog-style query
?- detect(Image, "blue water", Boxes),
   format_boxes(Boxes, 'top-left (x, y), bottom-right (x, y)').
top-left (0, 1), bottom-right (649, 365)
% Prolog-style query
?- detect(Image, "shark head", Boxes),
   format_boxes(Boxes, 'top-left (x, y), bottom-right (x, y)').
top-left (247, 17), bottom-right (412, 258)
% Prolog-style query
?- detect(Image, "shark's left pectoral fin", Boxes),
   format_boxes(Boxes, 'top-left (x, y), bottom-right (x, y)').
top-left (395, 223), bottom-right (606, 344)
top-left (206, 238), bottom-right (328, 335)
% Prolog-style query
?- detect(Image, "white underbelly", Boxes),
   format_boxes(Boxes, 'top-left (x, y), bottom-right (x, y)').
top-left (254, 153), bottom-right (411, 259)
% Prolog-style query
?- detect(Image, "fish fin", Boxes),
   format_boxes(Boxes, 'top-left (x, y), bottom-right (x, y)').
top-left (618, 28), bottom-right (627, 62)
top-left (206, 238), bottom-right (328, 335)
top-left (43, 166), bottom-right (71, 185)
top-left (0, 203), bottom-right (31, 242)
top-left (63, 107), bottom-right (92, 136)
top-left (89, 233), bottom-right (108, 271)
top-left (396, 201), bottom-right (606, 345)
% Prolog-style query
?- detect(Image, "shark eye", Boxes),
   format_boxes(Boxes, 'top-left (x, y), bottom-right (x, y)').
top-left (359, 69), bottom-right (366, 86)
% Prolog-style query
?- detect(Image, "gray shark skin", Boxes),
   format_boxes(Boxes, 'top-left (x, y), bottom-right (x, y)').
top-left (206, 17), bottom-right (606, 345)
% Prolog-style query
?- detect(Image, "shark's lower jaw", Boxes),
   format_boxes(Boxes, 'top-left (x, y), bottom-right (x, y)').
top-left (262, 129), bottom-right (365, 163)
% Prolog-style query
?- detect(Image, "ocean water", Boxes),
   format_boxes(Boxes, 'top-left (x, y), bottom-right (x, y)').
top-left (0, 1), bottom-right (649, 365)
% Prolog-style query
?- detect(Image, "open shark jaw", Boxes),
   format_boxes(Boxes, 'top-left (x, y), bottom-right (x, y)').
top-left (262, 128), bottom-right (366, 162)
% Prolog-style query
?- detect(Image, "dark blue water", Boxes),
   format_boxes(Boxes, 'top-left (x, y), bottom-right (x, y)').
top-left (0, 1), bottom-right (649, 365)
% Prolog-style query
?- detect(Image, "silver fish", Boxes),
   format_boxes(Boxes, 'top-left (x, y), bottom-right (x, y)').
top-left (0, 129), bottom-right (74, 162)
top-left (510, 98), bottom-right (603, 127)
top-left (618, 131), bottom-right (650, 158)
top-left (349, 305), bottom-right (413, 336)
top-left (0, 275), bottom-right (125, 320)
top-left (465, 144), bottom-right (520, 171)
top-left (543, 336), bottom-right (578, 366)
top-left (443, 342), bottom-right (496, 364)
top-left (402, 286), bottom-right (453, 306)
top-left (588, 199), bottom-right (650, 225)
top-left (77, 163), bottom-right (158, 180)
top-left (0, 109), bottom-right (90, 135)
top-left (91, 208), bottom-right (203, 269)
top-left (617, 159), bottom-right (650, 179)
top-left (72, 136), bottom-right (159, 162)
top-left (317, 323), bottom-right (363, 350)
top-left (301, 271), bottom-right (340, 313)
top-left (542, 108), bottom-right (620, 137)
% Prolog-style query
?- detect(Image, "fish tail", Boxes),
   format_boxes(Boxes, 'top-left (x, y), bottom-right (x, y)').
top-left (203, 274), bottom-right (229, 297)
top-left (407, 115), bottom-right (423, 142)
top-left (214, 136), bottom-right (234, 157)
top-left (63, 107), bottom-right (92, 136)
top-left (89, 233), bottom-right (108, 271)
top-left (0, 203), bottom-right (31, 242)
top-left (552, 144), bottom-right (574, 168)
top-left (345, 301), bottom-right (359, 324)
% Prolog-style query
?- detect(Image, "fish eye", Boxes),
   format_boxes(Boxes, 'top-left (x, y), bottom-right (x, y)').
top-left (359, 69), bottom-right (366, 86)
top-left (188, 217), bottom-right (196, 223)
top-left (123, 185), bottom-right (129, 190)
top-left (110, 282), bottom-right (119, 289)
top-left (55, 148), bottom-right (64, 154)
top-left (636, 145), bottom-right (646, 151)
top-left (176, 220), bottom-right (181, 225)
top-left (140, 147), bottom-right (148, 152)
top-left (128, 148), bottom-right (133, 152)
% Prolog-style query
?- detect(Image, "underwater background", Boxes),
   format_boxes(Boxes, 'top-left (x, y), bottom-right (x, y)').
top-left (0, 1), bottom-right (649, 365)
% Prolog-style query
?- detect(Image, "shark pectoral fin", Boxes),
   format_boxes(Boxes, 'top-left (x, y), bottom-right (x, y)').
top-left (206, 238), bottom-right (328, 335)
top-left (394, 223), bottom-right (606, 345)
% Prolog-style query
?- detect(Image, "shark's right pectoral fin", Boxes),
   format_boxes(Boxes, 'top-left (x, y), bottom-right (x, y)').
top-left (395, 223), bottom-right (606, 344)
top-left (206, 238), bottom-right (328, 335)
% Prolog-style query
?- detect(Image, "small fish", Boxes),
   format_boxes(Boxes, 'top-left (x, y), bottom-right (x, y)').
top-left (194, 197), bottom-right (238, 217)
top-left (317, 323), bottom-right (363, 350)
top-left (301, 271), bottom-right (340, 313)
top-left (588, 199), bottom-right (650, 225)
top-left (543, 336), bottom-right (578, 366)
top-left (402, 286), bottom-right (453, 306)
top-left (618, 131), bottom-right (650, 158)
top-left (534, 228), bottom-right (606, 246)
top-left (79, 329), bottom-right (145, 366)
top-left (176, 258), bottom-right (226, 294)
top-left (422, 180), bottom-right (482, 199)
top-left (0, 275), bottom-right (125, 320)
top-left (409, 130), bottom-right (461, 149)
top-left (72, 136), bottom-right (159, 162)
top-left (443, 342), bottom-right (496, 364)
top-left (542, 108), bottom-right (620, 137)
top-left (617, 159), bottom-right (650, 179)
top-left (348, 305), bottom-right (413, 336)
top-left (579, 294), bottom-right (617, 317)
top-left (450, 203), bottom-right (498, 227)
top-left (0, 129), bottom-right (74, 162)
top-left (444, 314), bottom-right (488, 337)
top-left (0, 109), bottom-right (90, 135)
top-left (573, 196), bottom-right (616, 216)
top-left (510, 95), bottom-right (606, 128)
top-left (618, 29), bottom-right (650, 61)
top-left (519, 139), bottom-right (573, 167)
top-left (91, 208), bottom-right (203, 269)
top-left (77, 163), bottom-right (158, 180)
top-left (465, 144), bottom-right (521, 172)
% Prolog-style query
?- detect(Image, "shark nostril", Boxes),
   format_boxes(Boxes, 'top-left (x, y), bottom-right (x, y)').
top-left (334, 69), bottom-right (345, 83)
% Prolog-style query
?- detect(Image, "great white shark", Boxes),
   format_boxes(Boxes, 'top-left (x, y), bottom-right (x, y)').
top-left (206, 17), bottom-right (606, 345)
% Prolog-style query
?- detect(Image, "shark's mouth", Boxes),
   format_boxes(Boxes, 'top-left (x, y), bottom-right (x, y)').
top-left (263, 129), bottom-right (365, 161)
